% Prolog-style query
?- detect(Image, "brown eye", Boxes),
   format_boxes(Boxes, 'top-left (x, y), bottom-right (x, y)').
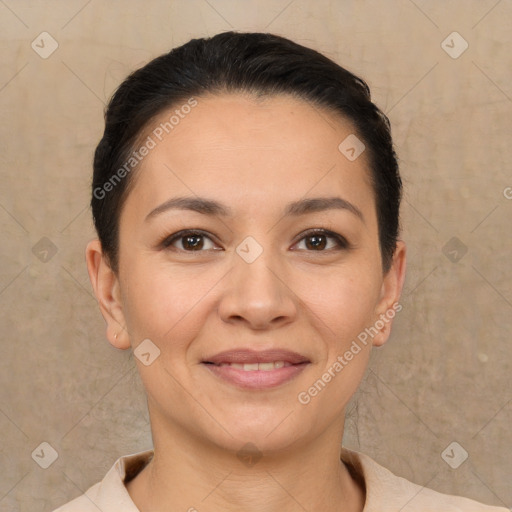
top-left (162, 230), bottom-right (218, 251)
top-left (305, 234), bottom-right (328, 250)
top-left (294, 230), bottom-right (349, 251)
top-left (181, 234), bottom-right (205, 250)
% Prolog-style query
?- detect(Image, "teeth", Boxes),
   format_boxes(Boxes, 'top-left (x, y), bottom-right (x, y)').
top-left (219, 361), bottom-right (290, 371)
top-left (243, 363), bottom-right (259, 371)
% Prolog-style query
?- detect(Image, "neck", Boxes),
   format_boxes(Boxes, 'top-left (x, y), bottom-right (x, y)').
top-left (126, 407), bottom-right (365, 512)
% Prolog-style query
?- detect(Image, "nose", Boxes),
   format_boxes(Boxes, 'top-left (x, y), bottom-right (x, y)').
top-left (217, 247), bottom-right (298, 330)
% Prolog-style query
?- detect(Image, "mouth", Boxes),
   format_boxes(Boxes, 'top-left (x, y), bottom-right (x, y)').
top-left (203, 360), bottom-right (299, 371)
top-left (201, 349), bottom-right (310, 389)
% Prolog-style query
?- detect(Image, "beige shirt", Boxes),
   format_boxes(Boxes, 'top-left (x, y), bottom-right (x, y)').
top-left (54, 449), bottom-right (508, 511)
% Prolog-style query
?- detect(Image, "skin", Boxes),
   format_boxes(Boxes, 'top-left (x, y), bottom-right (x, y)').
top-left (86, 92), bottom-right (406, 512)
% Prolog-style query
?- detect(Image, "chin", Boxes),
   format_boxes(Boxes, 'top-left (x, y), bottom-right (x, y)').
top-left (210, 417), bottom-right (311, 456)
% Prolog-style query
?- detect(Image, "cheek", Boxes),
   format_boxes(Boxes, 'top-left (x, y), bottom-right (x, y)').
top-left (119, 258), bottom-right (221, 345)
top-left (121, 254), bottom-right (382, 347)
top-left (297, 263), bottom-right (382, 345)
top-left (293, 268), bottom-right (380, 413)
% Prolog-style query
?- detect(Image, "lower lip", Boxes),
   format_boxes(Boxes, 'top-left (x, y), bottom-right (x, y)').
top-left (202, 363), bottom-right (309, 389)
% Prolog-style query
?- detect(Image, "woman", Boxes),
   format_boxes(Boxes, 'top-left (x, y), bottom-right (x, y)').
top-left (55, 32), bottom-right (507, 511)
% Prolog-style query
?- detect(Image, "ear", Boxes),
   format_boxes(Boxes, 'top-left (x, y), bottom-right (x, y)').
top-left (371, 240), bottom-right (407, 347)
top-left (85, 239), bottom-right (131, 350)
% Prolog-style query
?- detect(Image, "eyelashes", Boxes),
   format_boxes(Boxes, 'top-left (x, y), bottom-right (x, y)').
top-left (293, 229), bottom-right (350, 251)
top-left (159, 228), bottom-right (350, 253)
top-left (160, 229), bottom-right (220, 252)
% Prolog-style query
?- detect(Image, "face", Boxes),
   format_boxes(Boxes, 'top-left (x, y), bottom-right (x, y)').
top-left (87, 92), bottom-right (406, 454)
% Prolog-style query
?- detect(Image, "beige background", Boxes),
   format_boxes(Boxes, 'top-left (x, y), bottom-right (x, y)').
top-left (0, 0), bottom-right (510, 510)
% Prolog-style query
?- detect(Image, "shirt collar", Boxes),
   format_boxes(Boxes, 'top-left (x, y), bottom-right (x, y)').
top-left (91, 447), bottom-right (406, 511)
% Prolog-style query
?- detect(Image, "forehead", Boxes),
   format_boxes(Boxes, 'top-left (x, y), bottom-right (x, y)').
top-left (146, 92), bottom-right (360, 160)
top-left (125, 92), bottom-right (375, 222)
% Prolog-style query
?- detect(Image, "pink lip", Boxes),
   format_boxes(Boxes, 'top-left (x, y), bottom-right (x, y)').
top-left (203, 362), bottom-right (309, 389)
top-left (203, 349), bottom-right (310, 365)
top-left (202, 349), bottom-right (310, 390)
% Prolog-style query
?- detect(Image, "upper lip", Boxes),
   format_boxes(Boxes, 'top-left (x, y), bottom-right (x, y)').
top-left (203, 349), bottom-right (310, 365)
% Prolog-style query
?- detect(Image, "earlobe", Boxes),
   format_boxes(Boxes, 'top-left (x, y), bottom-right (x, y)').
top-left (372, 240), bottom-right (407, 347)
top-left (85, 240), bottom-right (131, 350)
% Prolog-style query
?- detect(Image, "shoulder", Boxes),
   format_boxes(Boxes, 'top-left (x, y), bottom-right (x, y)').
top-left (341, 449), bottom-right (509, 512)
top-left (52, 450), bottom-right (154, 512)
top-left (52, 483), bottom-right (101, 512)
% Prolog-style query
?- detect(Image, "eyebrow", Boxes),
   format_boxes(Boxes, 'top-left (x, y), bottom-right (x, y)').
top-left (145, 196), bottom-right (364, 222)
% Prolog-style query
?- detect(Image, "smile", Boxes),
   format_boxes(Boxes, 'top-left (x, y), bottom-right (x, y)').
top-left (202, 361), bottom-right (309, 389)
top-left (216, 361), bottom-right (292, 371)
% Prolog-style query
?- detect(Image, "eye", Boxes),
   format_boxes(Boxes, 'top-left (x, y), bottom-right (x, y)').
top-left (160, 228), bottom-right (349, 253)
top-left (161, 230), bottom-right (219, 251)
top-left (293, 229), bottom-right (349, 251)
